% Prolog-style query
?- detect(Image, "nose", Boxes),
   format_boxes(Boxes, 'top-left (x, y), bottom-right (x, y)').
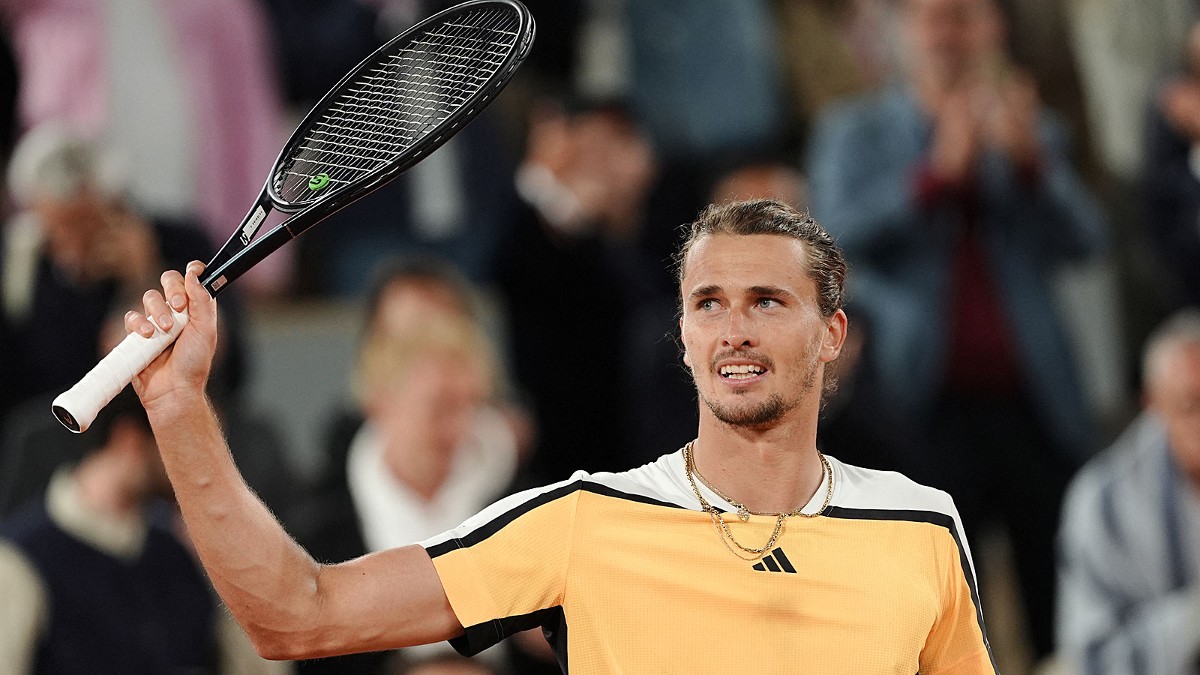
top-left (722, 307), bottom-right (756, 350)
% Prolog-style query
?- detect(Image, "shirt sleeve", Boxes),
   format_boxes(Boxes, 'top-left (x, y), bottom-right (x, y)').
top-left (919, 509), bottom-right (996, 674)
top-left (420, 480), bottom-right (582, 656)
top-left (0, 540), bottom-right (48, 674)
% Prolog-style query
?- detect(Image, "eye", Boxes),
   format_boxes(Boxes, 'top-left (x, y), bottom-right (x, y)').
top-left (757, 297), bottom-right (781, 309)
top-left (698, 298), bottom-right (718, 311)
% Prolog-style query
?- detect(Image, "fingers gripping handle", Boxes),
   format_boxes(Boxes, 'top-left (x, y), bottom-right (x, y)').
top-left (51, 307), bottom-right (189, 433)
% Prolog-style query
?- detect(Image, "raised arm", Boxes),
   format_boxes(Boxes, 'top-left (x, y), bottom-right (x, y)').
top-left (126, 262), bottom-right (463, 660)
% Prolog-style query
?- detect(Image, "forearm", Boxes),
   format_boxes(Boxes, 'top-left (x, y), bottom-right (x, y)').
top-left (146, 392), bottom-right (323, 654)
top-left (131, 265), bottom-right (461, 659)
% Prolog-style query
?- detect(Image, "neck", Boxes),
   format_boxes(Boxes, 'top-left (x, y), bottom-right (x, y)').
top-left (691, 408), bottom-right (825, 515)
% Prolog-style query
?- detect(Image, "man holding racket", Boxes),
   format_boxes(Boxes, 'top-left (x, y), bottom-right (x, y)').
top-left (124, 198), bottom-right (994, 673)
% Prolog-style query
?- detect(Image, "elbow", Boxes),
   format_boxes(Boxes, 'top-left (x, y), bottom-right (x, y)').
top-left (251, 638), bottom-right (294, 662)
top-left (244, 625), bottom-right (310, 661)
top-left (239, 565), bottom-right (342, 661)
top-left (246, 624), bottom-right (333, 662)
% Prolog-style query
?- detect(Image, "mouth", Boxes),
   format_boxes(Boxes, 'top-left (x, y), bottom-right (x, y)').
top-left (718, 363), bottom-right (767, 382)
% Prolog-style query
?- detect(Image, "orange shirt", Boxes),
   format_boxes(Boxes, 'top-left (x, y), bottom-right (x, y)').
top-left (422, 452), bottom-right (995, 674)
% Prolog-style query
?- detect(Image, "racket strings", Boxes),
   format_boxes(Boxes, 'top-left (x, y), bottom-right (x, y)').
top-left (277, 7), bottom-right (521, 204)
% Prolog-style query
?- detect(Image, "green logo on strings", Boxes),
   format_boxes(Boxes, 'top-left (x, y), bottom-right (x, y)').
top-left (308, 173), bottom-right (331, 191)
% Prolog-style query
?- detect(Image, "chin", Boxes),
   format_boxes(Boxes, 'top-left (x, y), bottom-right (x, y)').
top-left (705, 393), bottom-right (789, 428)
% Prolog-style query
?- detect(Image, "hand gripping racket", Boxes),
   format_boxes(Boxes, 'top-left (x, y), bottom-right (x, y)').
top-left (52, 0), bottom-right (535, 432)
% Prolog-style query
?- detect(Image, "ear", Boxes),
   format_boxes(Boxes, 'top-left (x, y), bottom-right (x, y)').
top-left (819, 309), bottom-right (848, 364)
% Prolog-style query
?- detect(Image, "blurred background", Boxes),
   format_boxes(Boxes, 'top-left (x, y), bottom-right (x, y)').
top-left (1, 0), bottom-right (1199, 673)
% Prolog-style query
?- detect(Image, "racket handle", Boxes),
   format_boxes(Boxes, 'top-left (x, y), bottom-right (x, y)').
top-left (51, 307), bottom-right (190, 433)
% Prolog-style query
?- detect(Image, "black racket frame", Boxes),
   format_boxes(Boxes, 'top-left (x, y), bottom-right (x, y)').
top-left (201, 0), bottom-right (535, 295)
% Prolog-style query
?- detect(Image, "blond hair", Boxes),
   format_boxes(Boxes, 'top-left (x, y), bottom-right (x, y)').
top-left (352, 313), bottom-right (499, 407)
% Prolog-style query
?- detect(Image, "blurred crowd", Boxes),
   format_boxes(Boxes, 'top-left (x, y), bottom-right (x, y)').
top-left (0, 0), bottom-right (1199, 673)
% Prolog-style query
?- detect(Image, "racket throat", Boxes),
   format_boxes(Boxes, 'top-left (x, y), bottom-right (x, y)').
top-left (202, 223), bottom-right (296, 296)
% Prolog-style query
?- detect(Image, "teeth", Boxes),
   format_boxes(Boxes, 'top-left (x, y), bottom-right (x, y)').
top-left (720, 364), bottom-right (764, 379)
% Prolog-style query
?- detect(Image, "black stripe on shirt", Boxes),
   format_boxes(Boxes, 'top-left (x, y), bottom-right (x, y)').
top-left (451, 604), bottom-right (568, 671)
top-left (426, 479), bottom-right (683, 559)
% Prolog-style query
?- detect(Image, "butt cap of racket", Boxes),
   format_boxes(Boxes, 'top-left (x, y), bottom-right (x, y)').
top-left (51, 307), bottom-right (189, 432)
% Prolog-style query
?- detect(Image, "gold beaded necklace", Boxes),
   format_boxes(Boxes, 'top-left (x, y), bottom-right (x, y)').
top-left (683, 441), bottom-right (833, 561)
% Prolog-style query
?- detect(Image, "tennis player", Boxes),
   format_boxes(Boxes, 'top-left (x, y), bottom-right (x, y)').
top-left (126, 198), bottom-right (994, 673)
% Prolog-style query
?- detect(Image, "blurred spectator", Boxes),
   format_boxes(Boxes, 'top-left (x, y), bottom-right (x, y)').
top-left (0, 388), bottom-right (288, 674)
top-left (495, 96), bottom-right (664, 488)
top-left (1057, 309), bottom-right (1200, 674)
top-left (1067, 0), bottom-right (1193, 414)
top-left (0, 125), bottom-right (241, 426)
top-left (612, 0), bottom-right (789, 280)
top-left (0, 0), bottom-right (289, 294)
top-left (999, 0), bottom-right (1095, 177)
top-left (773, 0), bottom-right (892, 139)
top-left (1145, 21), bottom-right (1200, 310)
top-left (293, 256), bottom-right (522, 674)
top-left (626, 0), bottom-right (784, 163)
top-left (1068, 0), bottom-right (1198, 185)
top-left (807, 0), bottom-right (1108, 659)
top-left (346, 301), bottom-right (517, 557)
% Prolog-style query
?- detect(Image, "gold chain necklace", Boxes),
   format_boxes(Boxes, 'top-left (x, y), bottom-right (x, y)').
top-left (683, 441), bottom-right (833, 561)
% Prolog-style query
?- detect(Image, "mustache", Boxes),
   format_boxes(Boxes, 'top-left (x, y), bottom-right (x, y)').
top-left (709, 350), bottom-right (774, 371)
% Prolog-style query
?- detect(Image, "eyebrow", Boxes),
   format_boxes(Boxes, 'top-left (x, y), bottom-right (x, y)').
top-left (688, 284), bottom-right (722, 302)
top-left (748, 285), bottom-right (794, 299)
top-left (687, 284), bottom-right (797, 301)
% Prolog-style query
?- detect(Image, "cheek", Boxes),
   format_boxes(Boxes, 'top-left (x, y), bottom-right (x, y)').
top-left (679, 319), bottom-right (694, 368)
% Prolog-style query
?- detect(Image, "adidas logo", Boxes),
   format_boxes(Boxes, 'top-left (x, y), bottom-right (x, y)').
top-left (752, 547), bottom-right (796, 574)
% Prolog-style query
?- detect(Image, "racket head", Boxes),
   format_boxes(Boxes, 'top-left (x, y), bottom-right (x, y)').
top-left (266, 0), bottom-right (534, 222)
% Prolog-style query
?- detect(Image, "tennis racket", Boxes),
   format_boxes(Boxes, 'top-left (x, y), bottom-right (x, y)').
top-left (52, 0), bottom-right (535, 432)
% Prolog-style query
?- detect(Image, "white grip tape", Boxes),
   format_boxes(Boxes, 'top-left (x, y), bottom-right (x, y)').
top-left (51, 307), bottom-right (189, 433)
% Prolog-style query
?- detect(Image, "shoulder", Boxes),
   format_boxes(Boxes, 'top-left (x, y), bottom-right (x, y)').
top-left (827, 456), bottom-right (960, 521)
top-left (1060, 414), bottom-right (1170, 538)
top-left (825, 457), bottom-right (983, 579)
top-left (576, 452), bottom-right (701, 509)
top-left (421, 452), bottom-right (696, 552)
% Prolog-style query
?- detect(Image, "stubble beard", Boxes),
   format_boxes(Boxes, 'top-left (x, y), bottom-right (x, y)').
top-left (698, 356), bottom-right (820, 429)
